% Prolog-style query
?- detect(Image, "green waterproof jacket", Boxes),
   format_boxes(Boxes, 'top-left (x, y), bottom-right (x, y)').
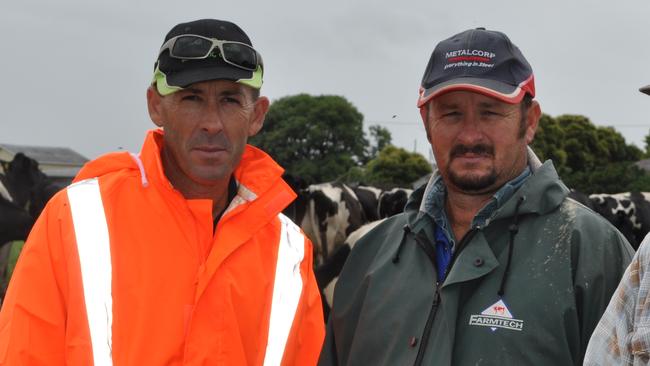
top-left (319, 159), bottom-right (634, 366)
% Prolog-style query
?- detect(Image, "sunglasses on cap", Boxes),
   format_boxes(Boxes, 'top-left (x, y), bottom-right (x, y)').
top-left (158, 34), bottom-right (262, 71)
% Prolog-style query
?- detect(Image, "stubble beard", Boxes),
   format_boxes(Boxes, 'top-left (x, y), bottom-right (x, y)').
top-left (448, 168), bottom-right (498, 193)
top-left (446, 143), bottom-right (497, 193)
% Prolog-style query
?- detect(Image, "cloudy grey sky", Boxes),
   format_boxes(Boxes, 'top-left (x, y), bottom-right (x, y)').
top-left (2, 0), bottom-right (650, 162)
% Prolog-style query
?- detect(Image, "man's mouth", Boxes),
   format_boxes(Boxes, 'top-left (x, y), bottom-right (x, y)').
top-left (450, 144), bottom-right (494, 159)
top-left (194, 146), bottom-right (226, 153)
top-left (192, 146), bottom-right (227, 158)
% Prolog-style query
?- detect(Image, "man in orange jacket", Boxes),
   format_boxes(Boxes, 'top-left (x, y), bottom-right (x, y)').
top-left (0, 19), bottom-right (324, 365)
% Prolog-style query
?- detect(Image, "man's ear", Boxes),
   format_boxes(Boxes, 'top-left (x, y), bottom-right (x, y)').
top-left (525, 100), bottom-right (541, 144)
top-left (147, 86), bottom-right (164, 127)
top-left (248, 96), bottom-right (270, 137)
top-left (420, 104), bottom-right (433, 144)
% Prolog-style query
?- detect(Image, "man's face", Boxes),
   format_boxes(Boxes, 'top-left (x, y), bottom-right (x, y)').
top-left (147, 79), bottom-right (269, 187)
top-left (423, 90), bottom-right (540, 195)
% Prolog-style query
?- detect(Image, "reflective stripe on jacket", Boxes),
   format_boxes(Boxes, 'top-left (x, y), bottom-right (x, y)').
top-left (0, 129), bottom-right (324, 365)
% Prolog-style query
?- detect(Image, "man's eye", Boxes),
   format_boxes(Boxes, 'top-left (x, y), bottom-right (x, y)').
top-left (223, 97), bottom-right (242, 105)
top-left (442, 111), bottom-right (461, 118)
top-left (181, 95), bottom-right (201, 102)
top-left (482, 110), bottom-right (500, 116)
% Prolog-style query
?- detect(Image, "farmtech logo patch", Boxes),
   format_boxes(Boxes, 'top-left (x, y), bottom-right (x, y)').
top-left (469, 299), bottom-right (524, 332)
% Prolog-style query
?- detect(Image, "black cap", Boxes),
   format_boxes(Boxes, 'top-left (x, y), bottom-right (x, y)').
top-left (417, 28), bottom-right (535, 107)
top-left (153, 19), bottom-right (263, 95)
top-left (640, 85), bottom-right (650, 95)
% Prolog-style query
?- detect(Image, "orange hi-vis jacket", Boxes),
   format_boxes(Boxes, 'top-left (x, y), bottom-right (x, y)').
top-left (0, 129), bottom-right (325, 365)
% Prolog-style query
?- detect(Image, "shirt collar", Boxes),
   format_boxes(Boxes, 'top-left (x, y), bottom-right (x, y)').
top-left (424, 167), bottom-right (531, 242)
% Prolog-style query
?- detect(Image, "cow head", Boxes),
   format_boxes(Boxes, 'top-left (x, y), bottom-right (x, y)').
top-left (378, 188), bottom-right (413, 218)
top-left (2, 153), bottom-right (47, 211)
top-left (0, 153), bottom-right (65, 243)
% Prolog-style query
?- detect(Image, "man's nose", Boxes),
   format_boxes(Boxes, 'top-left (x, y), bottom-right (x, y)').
top-left (200, 103), bottom-right (226, 134)
top-left (456, 114), bottom-right (485, 144)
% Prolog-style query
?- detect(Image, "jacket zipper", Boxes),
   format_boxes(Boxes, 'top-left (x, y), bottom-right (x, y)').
top-left (412, 228), bottom-right (478, 366)
top-left (413, 282), bottom-right (441, 365)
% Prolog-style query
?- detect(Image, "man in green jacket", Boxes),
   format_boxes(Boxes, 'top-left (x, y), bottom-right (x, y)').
top-left (318, 28), bottom-right (633, 366)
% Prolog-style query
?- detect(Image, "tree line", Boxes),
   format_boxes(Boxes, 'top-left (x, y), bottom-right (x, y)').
top-left (251, 94), bottom-right (650, 193)
top-left (531, 114), bottom-right (650, 193)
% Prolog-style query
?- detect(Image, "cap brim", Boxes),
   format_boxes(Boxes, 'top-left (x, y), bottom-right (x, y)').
top-left (417, 77), bottom-right (531, 107)
top-left (166, 65), bottom-right (254, 89)
top-left (640, 85), bottom-right (650, 95)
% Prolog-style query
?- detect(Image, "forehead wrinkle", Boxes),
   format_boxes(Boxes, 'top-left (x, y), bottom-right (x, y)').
top-left (221, 89), bottom-right (246, 97)
top-left (478, 101), bottom-right (501, 109)
top-left (183, 87), bottom-right (204, 95)
top-left (181, 84), bottom-right (246, 98)
top-left (433, 101), bottom-right (460, 111)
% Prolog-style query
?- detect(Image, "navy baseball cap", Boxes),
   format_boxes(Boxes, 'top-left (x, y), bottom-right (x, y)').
top-left (152, 19), bottom-right (263, 96)
top-left (417, 28), bottom-right (535, 107)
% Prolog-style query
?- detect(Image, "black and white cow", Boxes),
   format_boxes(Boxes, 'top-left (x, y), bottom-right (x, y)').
top-left (567, 190), bottom-right (650, 250)
top-left (281, 179), bottom-right (414, 318)
top-left (319, 219), bottom-right (383, 311)
top-left (0, 153), bottom-right (67, 244)
top-left (284, 182), bottom-right (369, 266)
top-left (0, 181), bottom-right (11, 204)
top-left (0, 154), bottom-right (71, 300)
top-left (378, 187), bottom-right (413, 219)
top-left (353, 185), bottom-right (382, 222)
top-left (588, 192), bottom-right (650, 250)
top-left (0, 153), bottom-right (47, 212)
top-left (0, 181), bottom-right (32, 245)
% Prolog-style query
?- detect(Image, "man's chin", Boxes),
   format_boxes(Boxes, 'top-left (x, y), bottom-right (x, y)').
top-left (448, 172), bottom-right (497, 193)
top-left (189, 166), bottom-right (231, 184)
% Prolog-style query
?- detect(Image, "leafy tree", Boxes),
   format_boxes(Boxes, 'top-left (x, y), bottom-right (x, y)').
top-left (560, 115), bottom-right (609, 172)
top-left (531, 113), bottom-right (647, 193)
top-left (362, 146), bottom-right (432, 188)
top-left (563, 162), bottom-right (646, 194)
top-left (645, 129), bottom-right (650, 158)
top-left (366, 125), bottom-right (392, 162)
top-left (630, 169), bottom-right (650, 191)
top-left (530, 114), bottom-right (567, 169)
top-left (250, 94), bottom-right (367, 184)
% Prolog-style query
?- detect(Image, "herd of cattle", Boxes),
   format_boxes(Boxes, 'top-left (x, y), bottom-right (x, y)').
top-left (2, 153), bottom-right (650, 314)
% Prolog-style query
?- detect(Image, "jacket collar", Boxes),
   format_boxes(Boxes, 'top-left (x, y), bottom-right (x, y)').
top-left (405, 147), bottom-right (568, 229)
top-left (75, 129), bottom-right (295, 218)
top-left (139, 129), bottom-right (293, 212)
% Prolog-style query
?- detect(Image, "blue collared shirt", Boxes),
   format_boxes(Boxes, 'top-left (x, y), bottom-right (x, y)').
top-left (425, 167), bottom-right (531, 282)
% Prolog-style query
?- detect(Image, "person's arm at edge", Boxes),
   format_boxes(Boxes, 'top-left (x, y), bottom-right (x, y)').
top-left (584, 235), bottom-right (650, 365)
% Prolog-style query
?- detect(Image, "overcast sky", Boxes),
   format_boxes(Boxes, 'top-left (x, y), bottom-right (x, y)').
top-left (2, 0), bottom-right (650, 163)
